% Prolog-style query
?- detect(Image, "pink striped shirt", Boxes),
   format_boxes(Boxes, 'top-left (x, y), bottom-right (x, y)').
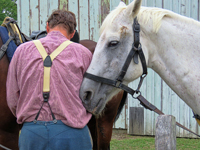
top-left (6, 31), bottom-right (92, 128)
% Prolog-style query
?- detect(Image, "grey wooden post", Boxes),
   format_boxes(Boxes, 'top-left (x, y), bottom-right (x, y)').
top-left (155, 115), bottom-right (176, 150)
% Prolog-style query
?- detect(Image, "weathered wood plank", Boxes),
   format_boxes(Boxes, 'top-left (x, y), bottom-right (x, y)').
top-left (100, 0), bottom-right (110, 25)
top-left (180, 0), bottom-right (188, 17)
top-left (155, 0), bottom-right (163, 8)
top-left (172, 0), bottom-right (180, 13)
top-left (199, 0), bottom-right (200, 21)
top-left (114, 105), bottom-right (127, 129)
top-left (155, 115), bottom-right (176, 150)
top-left (68, 0), bottom-right (79, 35)
top-left (163, 0), bottom-right (173, 10)
top-left (89, 0), bottom-right (100, 41)
top-left (145, 69), bottom-right (154, 135)
top-left (48, 0), bottom-right (59, 16)
top-left (153, 73), bottom-right (161, 134)
top-left (30, 0), bottom-right (39, 33)
top-left (17, 0), bottom-right (22, 29)
top-left (147, 0), bottom-right (155, 7)
top-left (59, 0), bottom-right (68, 10)
top-left (162, 81), bottom-right (171, 114)
top-left (142, 0), bottom-right (147, 6)
top-left (127, 79), bottom-right (141, 133)
top-left (190, 0), bottom-right (198, 20)
top-left (110, 0), bottom-right (120, 11)
top-left (122, 0), bottom-right (129, 5)
top-left (39, 0), bottom-right (48, 31)
top-left (129, 107), bottom-right (144, 135)
top-left (21, 0), bottom-right (30, 35)
top-left (79, 0), bottom-right (89, 39)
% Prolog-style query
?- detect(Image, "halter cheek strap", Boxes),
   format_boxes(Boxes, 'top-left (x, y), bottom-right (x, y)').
top-left (33, 40), bottom-right (73, 123)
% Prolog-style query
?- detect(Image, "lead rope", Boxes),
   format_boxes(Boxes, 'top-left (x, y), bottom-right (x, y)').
top-left (33, 40), bottom-right (73, 123)
top-left (134, 94), bottom-right (200, 137)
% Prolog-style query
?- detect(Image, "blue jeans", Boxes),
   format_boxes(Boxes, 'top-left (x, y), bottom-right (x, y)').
top-left (19, 120), bottom-right (92, 150)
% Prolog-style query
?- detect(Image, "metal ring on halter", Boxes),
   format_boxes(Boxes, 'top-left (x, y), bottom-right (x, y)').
top-left (132, 90), bottom-right (141, 99)
top-left (141, 73), bottom-right (147, 78)
top-left (133, 43), bottom-right (141, 50)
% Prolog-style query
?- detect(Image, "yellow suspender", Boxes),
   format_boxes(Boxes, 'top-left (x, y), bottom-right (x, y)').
top-left (33, 40), bottom-right (72, 92)
top-left (33, 40), bottom-right (72, 123)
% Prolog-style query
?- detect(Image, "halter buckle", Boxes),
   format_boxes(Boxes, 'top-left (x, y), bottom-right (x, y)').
top-left (132, 90), bottom-right (141, 99)
top-left (115, 80), bottom-right (122, 88)
top-left (134, 24), bottom-right (140, 32)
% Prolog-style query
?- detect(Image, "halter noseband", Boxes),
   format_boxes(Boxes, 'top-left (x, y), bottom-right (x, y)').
top-left (84, 18), bottom-right (147, 97)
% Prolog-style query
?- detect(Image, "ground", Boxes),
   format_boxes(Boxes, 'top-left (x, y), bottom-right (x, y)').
top-left (111, 129), bottom-right (145, 140)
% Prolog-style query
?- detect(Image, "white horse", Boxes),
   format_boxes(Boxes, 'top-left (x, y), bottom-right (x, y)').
top-left (80, 0), bottom-right (200, 118)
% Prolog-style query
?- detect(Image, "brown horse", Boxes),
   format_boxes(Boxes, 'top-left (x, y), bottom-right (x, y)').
top-left (0, 38), bottom-right (126, 150)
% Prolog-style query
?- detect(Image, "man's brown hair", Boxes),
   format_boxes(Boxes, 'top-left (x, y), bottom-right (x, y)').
top-left (47, 10), bottom-right (77, 34)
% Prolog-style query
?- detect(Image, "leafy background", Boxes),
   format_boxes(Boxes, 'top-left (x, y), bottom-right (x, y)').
top-left (0, 0), bottom-right (17, 25)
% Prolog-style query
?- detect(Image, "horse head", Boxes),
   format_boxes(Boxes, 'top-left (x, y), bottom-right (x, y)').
top-left (80, 0), bottom-right (144, 115)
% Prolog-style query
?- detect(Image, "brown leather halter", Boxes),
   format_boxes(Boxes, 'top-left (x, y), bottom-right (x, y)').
top-left (84, 18), bottom-right (200, 137)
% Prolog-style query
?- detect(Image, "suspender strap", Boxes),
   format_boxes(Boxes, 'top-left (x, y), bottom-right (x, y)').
top-left (33, 40), bottom-right (73, 123)
top-left (33, 40), bottom-right (73, 92)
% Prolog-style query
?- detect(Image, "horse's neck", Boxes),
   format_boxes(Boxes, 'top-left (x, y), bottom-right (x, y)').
top-left (141, 16), bottom-right (200, 114)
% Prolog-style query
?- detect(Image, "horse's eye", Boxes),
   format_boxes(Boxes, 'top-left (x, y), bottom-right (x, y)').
top-left (108, 41), bottom-right (119, 47)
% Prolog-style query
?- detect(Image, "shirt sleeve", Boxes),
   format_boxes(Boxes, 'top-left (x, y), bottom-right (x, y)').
top-left (6, 50), bottom-right (20, 117)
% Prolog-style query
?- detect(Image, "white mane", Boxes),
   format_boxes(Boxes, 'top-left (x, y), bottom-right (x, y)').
top-left (137, 7), bottom-right (200, 33)
top-left (100, 5), bottom-right (200, 34)
top-left (100, 6), bottom-right (126, 35)
top-left (137, 7), bottom-right (170, 33)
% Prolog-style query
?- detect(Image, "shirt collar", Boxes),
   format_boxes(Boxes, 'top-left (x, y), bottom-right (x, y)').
top-left (47, 31), bottom-right (69, 40)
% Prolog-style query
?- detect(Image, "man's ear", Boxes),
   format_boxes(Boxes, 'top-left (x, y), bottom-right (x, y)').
top-left (46, 22), bottom-right (50, 33)
top-left (70, 30), bottom-right (76, 39)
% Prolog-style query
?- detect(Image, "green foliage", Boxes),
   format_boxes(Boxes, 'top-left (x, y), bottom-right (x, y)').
top-left (0, 0), bottom-right (17, 25)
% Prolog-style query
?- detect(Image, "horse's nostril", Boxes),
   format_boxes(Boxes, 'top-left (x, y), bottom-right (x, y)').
top-left (84, 91), bottom-right (93, 101)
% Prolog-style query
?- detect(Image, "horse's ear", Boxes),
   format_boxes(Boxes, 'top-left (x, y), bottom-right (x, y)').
top-left (125, 0), bottom-right (142, 18)
top-left (118, 1), bottom-right (127, 7)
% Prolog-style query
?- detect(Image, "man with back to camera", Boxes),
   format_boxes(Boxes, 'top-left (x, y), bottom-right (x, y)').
top-left (6, 9), bottom-right (93, 150)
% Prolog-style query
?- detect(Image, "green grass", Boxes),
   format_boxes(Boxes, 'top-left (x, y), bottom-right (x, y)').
top-left (111, 135), bottom-right (200, 150)
top-left (176, 138), bottom-right (200, 150)
top-left (111, 136), bottom-right (155, 150)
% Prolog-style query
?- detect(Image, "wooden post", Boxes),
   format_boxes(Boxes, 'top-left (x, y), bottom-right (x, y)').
top-left (155, 115), bottom-right (176, 150)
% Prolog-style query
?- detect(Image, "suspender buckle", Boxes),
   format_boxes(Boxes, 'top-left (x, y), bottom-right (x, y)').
top-left (53, 119), bottom-right (57, 124)
top-left (43, 92), bottom-right (49, 102)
